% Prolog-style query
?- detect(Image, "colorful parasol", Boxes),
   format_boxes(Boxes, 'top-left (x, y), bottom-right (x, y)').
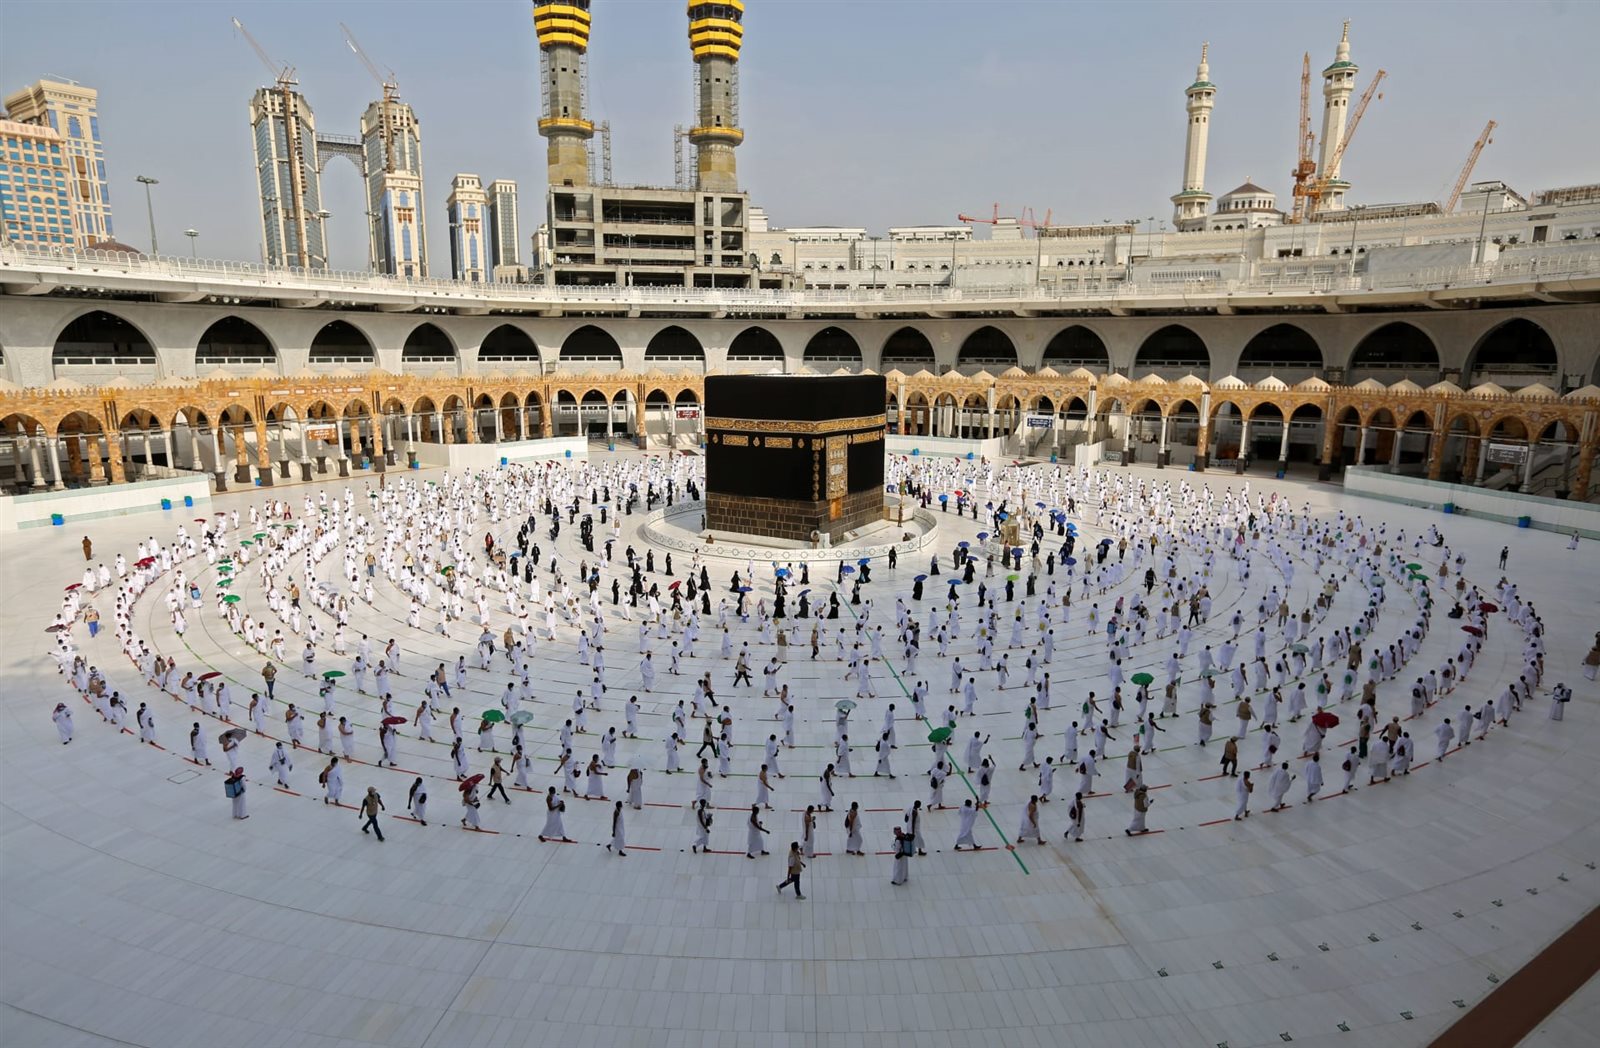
top-left (927, 726), bottom-right (953, 744)
top-left (322, 670), bottom-right (345, 679)
top-left (459, 774), bottom-right (484, 791)
top-left (199, 671), bottom-right (222, 681)
top-left (382, 716), bottom-right (407, 726)
top-left (1311, 710), bottom-right (1340, 729)
top-left (481, 709), bottom-right (505, 722)
top-left (1130, 672), bottom-right (1154, 686)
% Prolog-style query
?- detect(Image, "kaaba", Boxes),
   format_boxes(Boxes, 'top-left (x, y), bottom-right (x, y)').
top-left (704, 375), bottom-right (887, 543)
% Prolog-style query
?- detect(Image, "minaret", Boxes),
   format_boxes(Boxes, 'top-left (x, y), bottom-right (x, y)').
top-left (534, 0), bottom-right (593, 187)
top-left (1170, 42), bottom-right (1216, 231)
top-left (1317, 21), bottom-right (1357, 212)
top-left (687, 0), bottom-right (745, 192)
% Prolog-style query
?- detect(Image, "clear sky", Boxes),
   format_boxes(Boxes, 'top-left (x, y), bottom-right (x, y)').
top-left (3, 0), bottom-right (1597, 270)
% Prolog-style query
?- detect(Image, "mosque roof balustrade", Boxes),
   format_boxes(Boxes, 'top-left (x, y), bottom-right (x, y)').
top-left (5, 243), bottom-right (1599, 320)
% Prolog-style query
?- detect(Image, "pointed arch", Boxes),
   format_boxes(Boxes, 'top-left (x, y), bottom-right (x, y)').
top-left (561, 325), bottom-right (623, 366)
top-left (1042, 326), bottom-right (1109, 370)
top-left (478, 324), bottom-right (541, 367)
top-left (1465, 317), bottom-right (1557, 385)
top-left (1135, 325), bottom-right (1209, 374)
top-left (804, 327), bottom-right (861, 368)
top-left (196, 316), bottom-right (277, 369)
top-left (402, 322), bottom-right (456, 371)
top-left (881, 326), bottom-right (935, 369)
top-left (1349, 322), bottom-right (1438, 374)
top-left (957, 326), bottom-right (1017, 369)
top-left (310, 320), bottom-right (374, 365)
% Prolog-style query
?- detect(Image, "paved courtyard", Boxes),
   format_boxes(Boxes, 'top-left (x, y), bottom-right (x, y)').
top-left (2, 453), bottom-right (1596, 1048)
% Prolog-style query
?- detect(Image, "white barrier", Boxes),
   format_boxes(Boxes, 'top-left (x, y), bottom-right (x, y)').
top-left (886, 434), bottom-right (1008, 461)
top-left (1342, 466), bottom-right (1600, 539)
top-left (407, 436), bottom-right (590, 471)
top-left (1, 473), bottom-right (213, 531)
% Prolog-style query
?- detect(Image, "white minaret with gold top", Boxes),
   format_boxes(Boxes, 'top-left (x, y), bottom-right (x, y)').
top-left (1317, 21), bottom-right (1357, 212)
top-left (1171, 43), bottom-right (1215, 231)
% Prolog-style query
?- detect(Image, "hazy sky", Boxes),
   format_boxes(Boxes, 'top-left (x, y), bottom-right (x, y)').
top-left (3, 0), bottom-right (1597, 270)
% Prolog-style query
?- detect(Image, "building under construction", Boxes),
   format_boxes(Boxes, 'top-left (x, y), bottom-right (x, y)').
top-left (534, 0), bottom-right (757, 288)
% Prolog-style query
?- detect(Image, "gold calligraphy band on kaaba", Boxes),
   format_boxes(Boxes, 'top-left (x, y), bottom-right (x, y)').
top-left (702, 414), bottom-right (886, 435)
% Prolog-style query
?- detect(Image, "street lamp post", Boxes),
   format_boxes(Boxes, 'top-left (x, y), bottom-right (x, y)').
top-left (184, 228), bottom-right (198, 258)
top-left (136, 175), bottom-right (159, 255)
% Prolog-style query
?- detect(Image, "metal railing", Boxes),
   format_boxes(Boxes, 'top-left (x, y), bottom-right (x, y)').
top-left (3, 243), bottom-right (1597, 313)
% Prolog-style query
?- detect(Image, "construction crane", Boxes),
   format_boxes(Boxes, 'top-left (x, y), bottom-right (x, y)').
top-left (1307, 68), bottom-right (1386, 216)
top-left (957, 203), bottom-right (1001, 225)
top-left (1021, 207), bottom-right (1055, 232)
top-left (1288, 53), bottom-right (1317, 224)
top-left (340, 22), bottom-right (401, 174)
top-left (1444, 119), bottom-right (1497, 213)
top-left (232, 17), bottom-right (314, 270)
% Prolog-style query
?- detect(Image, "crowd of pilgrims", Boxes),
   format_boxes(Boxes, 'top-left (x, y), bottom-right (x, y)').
top-left (46, 448), bottom-right (1564, 847)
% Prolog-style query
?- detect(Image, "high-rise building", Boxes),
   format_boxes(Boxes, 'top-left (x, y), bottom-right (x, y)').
top-left (0, 119), bottom-right (78, 248)
top-left (361, 97), bottom-right (427, 277)
top-left (487, 179), bottom-right (522, 278)
top-left (249, 86), bottom-right (328, 269)
top-left (2, 78), bottom-right (113, 246)
top-left (1317, 21), bottom-right (1358, 213)
top-left (446, 173), bottom-right (489, 283)
top-left (687, 0), bottom-right (745, 192)
top-left (534, 0), bottom-right (594, 188)
top-left (1171, 43), bottom-right (1216, 232)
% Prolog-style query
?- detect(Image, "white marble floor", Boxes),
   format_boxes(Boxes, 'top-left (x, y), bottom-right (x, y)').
top-left (2, 458), bottom-right (1596, 1048)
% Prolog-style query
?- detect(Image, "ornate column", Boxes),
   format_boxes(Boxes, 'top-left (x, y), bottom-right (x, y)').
top-left (1238, 417), bottom-right (1250, 464)
top-left (212, 424), bottom-right (229, 491)
top-left (464, 404), bottom-right (478, 444)
top-left (634, 391), bottom-right (647, 450)
top-left (65, 433), bottom-right (83, 483)
top-left (234, 426), bottom-right (252, 484)
top-left (297, 419), bottom-right (313, 482)
top-left (1277, 419), bottom-right (1291, 467)
top-left (1157, 413), bottom-right (1169, 468)
top-left (47, 433), bottom-right (64, 490)
top-left (27, 433), bottom-right (44, 488)
top-left (253, 420), bottom-right (273, 485)
top-left (105, 431), bottom-right (126, 484)
top-left (1474, 437), bottom-right (1489, 484)
top-left (1571, 432), bottom-right (1596, 501)
top-left (370, 418), bottom-right (385, 472)
top-left (1388, 425), bottom-right (1402, 474)
top-left (1356, 425), bottom-right (1369, 467)
top-left (1520, 436), bottom-right (1537, 492)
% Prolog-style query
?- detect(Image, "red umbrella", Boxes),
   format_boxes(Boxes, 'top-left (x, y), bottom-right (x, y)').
top-left (382, 716), bottom-right (407, 726)
top-left (195, 518), bottom-right (208, 524)
top-left (669, 580), bottom-right (683, 591)
top-left (1478, 601), bottom-right (1499, 613)
top-left (64, 583), bottom-right (82, 591)
top-left (44, 624), bottom-right (68, 633)
top-left (1312, 710), bottom-right (1340, 729)
top-left (1462, 625), bottom-right (1483, 636)
top-left (136, 557), bottom-right (156, 567)
top-left (198, 671), bottom-right (222, 681)
top-left (458, 773), bottom-right (484, 792)
top-left (220, 728), bottom-right (247, 744)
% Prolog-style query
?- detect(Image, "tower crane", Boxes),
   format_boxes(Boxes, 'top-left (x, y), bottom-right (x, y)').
top-left (1444, 119), bottom-right (1497, 213)
top-left (340, 22), bottom-right (402, 174)
top-left (1308, 68), bottom-right (1386, 215)
top-left (232, 16), bottom-right (314, 270)
top-left (957, 203), bottom-right (1001, 225)
top-left (1288, 53), bottom-right (1317, 224)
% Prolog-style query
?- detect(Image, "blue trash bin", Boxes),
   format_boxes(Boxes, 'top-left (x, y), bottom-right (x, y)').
top-left (1517, 515), bottom-right (1531, 528)
top-left (51, 512), bottom-right (64, 526)
top-left (183, 495), bottom-right (194, 508)
top-left (161, 498), bottom-right (172, 510)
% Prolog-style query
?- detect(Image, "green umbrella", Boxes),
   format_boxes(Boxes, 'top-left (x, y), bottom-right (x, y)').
top-left (510, 710), bottom-right (535, 726)
top-left (217, 564), bottom-right (232, 574)
top-left (1005, 573), bottom-right (1019, 582)
top-left (222, 594), bottom-right (241, 604)
top-left (1200, 667), bottom-right (1219, 678)
top-left (1290, 644), bottom-right (1309, 655)
top-left (322, 670), bottom-right (345, 679)
top-left (253, 532), bottom-right (267, 540)
top-left (216, 578), bottom-right (232, 588)
top-left (1406, 562), bottom-right (1422, 571)
top-left (835, 699), bottom-right (857, 714)
top-left (482, 709), bottom-right (506, 723)
top-left (1130, 672), bottom-right (1154, 686)
top-left (239, 540), bottom-right (253, 547)
top-left (927, 725), bottom-right (953, 744)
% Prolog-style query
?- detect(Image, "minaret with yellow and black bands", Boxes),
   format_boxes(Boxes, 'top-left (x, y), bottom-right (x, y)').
top-left (534, 1), bottom-right (594, 186)
top-left (687, 0), bottom-right (744, 191)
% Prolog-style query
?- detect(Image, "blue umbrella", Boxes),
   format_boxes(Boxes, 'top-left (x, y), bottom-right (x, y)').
top-left (945, 578), bottom-right (962, 586)
top-left (997, 512), bottom-right (1008, 522)
top-left (977, 531), bottom-right (990, 540)
top-left (775, 568), bottom-right (790, 578)
top-left (857, 557), bottom-right (870, 566)
top-left (797, 589), bottom-right (811, 597)
top-left (739, 585), bottom-right (752, 593)
top-left (840, 566), bottom-right (856, 575)
top-left (1035, 501), bottom-right (1046, 509)
top-left (913, 574), bottom-right (928, 582)
top-left (1064, 557), bottom-right (1077, 566)
top-left (1012, 548), bottom-right (1024, 559)
top-left (938, 494), bottom-right (949, 502)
